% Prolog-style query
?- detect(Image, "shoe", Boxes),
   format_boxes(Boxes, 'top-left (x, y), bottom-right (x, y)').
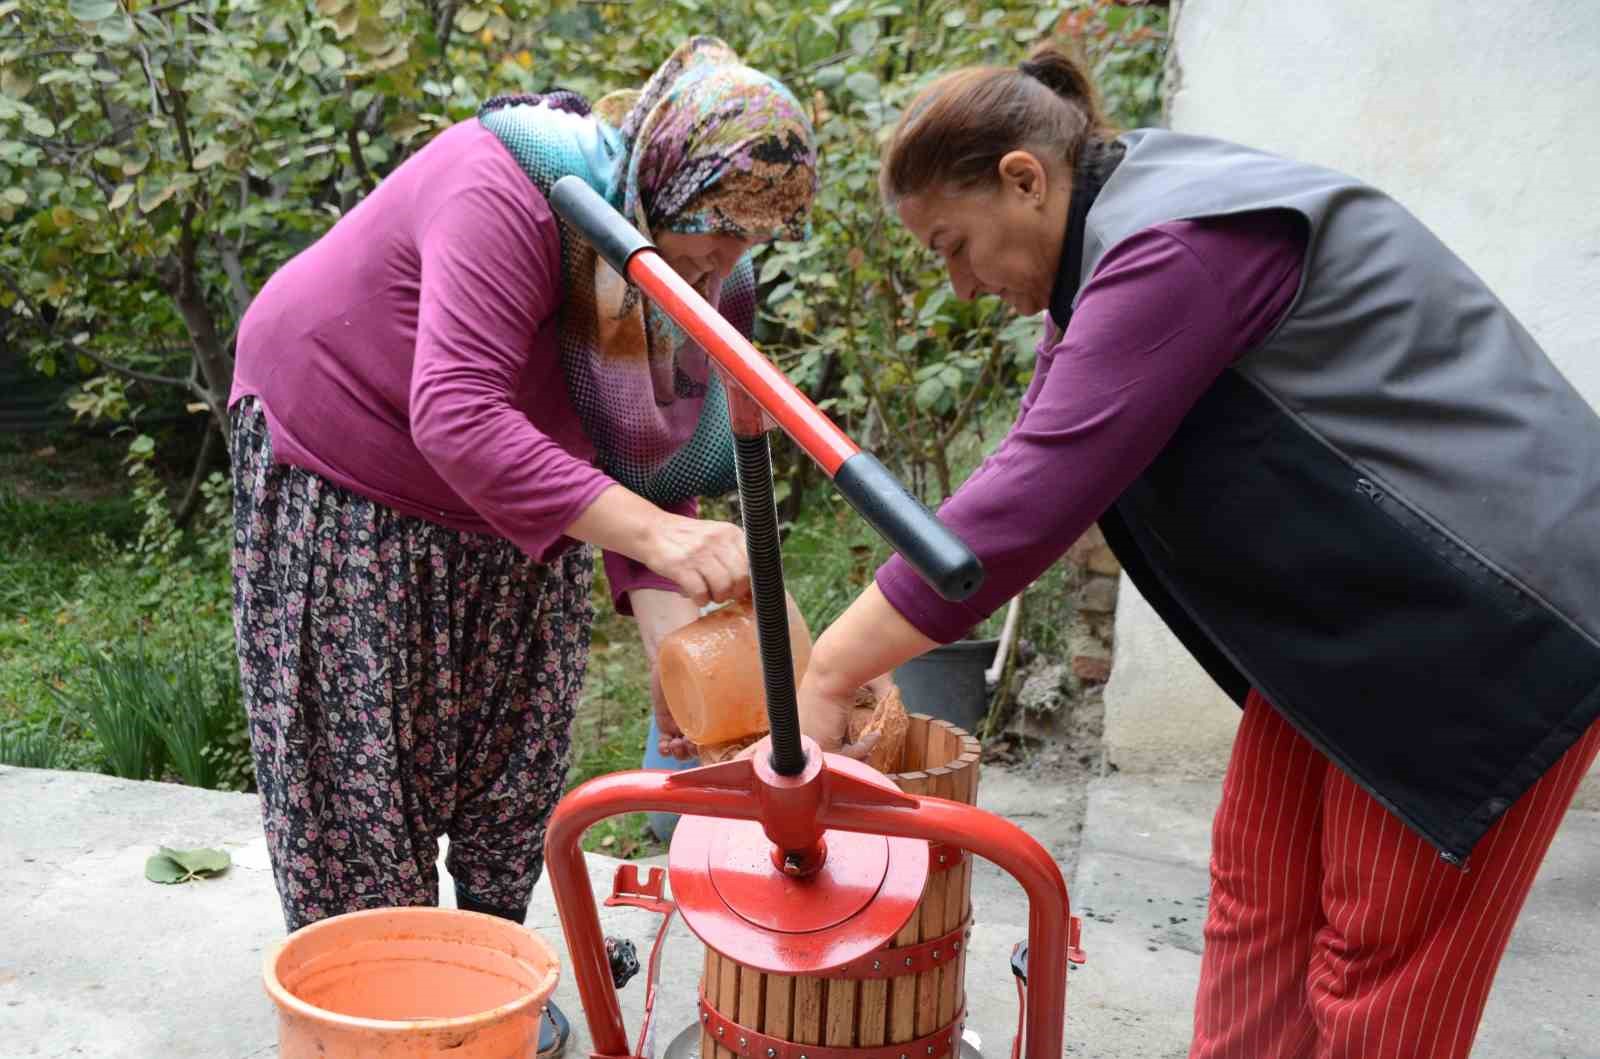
top-left (538, 999), bottom-right (571, 1059)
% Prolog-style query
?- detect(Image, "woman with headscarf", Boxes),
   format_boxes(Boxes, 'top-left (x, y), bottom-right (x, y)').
top-left (228, 37), bottom-right (816, 1054)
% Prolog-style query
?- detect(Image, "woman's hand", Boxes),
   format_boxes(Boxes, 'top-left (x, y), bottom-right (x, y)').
top-left (632, 588), bottom-right (703, 760)
top-left (798, 583), bottom-right (939, 760)
top-left (797, 664), bottom-right (865, 756)
top-left (566, 485), bottom-right (749, 607)
top-left (639, 514), bottom-right (749, 608)
top-left (650, 665), bottom-right (697, 760)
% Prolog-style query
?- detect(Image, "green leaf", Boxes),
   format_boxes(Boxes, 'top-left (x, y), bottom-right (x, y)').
top-left (72, 51), bottom-right (100, 67)
top-left (145, 852), bottom-right (186, 884)
top-left (767, 279), bottom-right (796, 306)
top-left (166, 846), bottom-right (231, 875)
top-left (1, 186), bottom-right (26, 206)
top-left (318, 44), bottom-right (346, 69)
top-left (144, 846), bottom-right (231, 884)
top-left (849, 19), bottom-right (879, 54)
top-left (191, 141), bottom-right (227, 170)
top-left (68, 0), bottom-right (120, 21)
top-left (1, 67), bottom-right (32, 99)
top-left (314, 0), bottom-right (347, 13)
top-left (942, 8), bottom-right (966, 28)
top-left (758, 255), bottom-right (787, 284)
top-left (454, 7), bottom-right (490, 33)
top-left (914, 377), bottom-right (944, 410)
top-left (352, 18), bottom-right (393, 55)
top-left (843, 71), bottom-right (879, 101)
top-left (95, 13), bottom-right (133, 43)
top-left (127, 433), bottom-right (155, 457)
top-left (121, 149), bottom-right (149, 176)
top-left (108, 183), bottom-right (134, 210)
top-left (93, 147), bottom-right (123, 167)
top-left (138, 180), bottom-right (179, 214)
top-left (23, 114), bottom-right (55, 137)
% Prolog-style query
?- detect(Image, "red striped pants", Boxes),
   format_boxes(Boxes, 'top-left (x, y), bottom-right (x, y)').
top-left (1190, 691), bottom-right (1600, 1059)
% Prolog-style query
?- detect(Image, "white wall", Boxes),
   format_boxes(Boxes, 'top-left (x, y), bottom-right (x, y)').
top-left (1104, 0), bottom-right (1600, 804)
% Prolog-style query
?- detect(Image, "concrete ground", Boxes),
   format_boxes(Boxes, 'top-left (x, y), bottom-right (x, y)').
top-left (3, 764), bottom-right (1597, 1058)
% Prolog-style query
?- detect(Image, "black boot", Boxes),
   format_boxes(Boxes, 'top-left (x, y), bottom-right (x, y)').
top-left (456, 889), bottom-right (570, 1059)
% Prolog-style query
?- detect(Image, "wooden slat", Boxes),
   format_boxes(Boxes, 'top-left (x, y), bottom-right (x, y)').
top-left (889, 720), bottom-right (928, 1046)
top-left (895, 770), bottom-right (929, 797)
top-left (856, 975), bottom-right (888, 1049)
top-left (739, 965), bottom-right (765, 1047)
top-left (717, 953), bottom-right (740, 1059)
top-left (939, 750), bottom-right (979, 1026)
top-left (929, 720), bottom-right (957, 770)
top-left (825, 977), bottom-right (857, 1048)
top-left (793, 975), bottom-right (825, 1046)
top-left (903, 714), bottom-right (933, 771)
top-left (887, 888), bottom-right (922, 1044)
top-left (957, 746), bottom-right (981, 1018)
top-left (763, 973), bottom-right (794, 1043)
top-left (703, 948), bottom-right (720, 1059)
top-left (960, 736), bottom-right (981, 803)
top-left (914, 765), bottom-right (955, 1037)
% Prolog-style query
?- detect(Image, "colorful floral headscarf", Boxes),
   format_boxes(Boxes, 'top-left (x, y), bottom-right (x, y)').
top-left (479, 38), bottom-right (817, 506)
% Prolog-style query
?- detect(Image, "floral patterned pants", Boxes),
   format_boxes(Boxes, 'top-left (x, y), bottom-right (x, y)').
top-left (230, 398), bottom-right (593, 932)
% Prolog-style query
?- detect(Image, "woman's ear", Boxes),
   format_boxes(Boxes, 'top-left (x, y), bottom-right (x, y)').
top-left (997, 149), bottom-right (1048, 204)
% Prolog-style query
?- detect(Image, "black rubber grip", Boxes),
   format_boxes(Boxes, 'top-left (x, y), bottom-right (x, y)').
top-left (833, 452), bottom-right (984, 602)
top-left (548, 175), bottom-right (652, 277)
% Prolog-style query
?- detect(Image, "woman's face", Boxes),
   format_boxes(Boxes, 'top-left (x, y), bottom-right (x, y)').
top-left (895, 150), bottom-right (1069, 317)
top-left (655, 231), bottom-right (767, 293)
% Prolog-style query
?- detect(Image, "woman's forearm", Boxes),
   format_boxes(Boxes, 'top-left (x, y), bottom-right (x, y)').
top-left (807, 583), bottom-right (940, 694)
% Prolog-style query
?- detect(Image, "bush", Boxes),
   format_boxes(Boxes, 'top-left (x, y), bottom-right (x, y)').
top-left (44, 633), bottom-right (249, 790)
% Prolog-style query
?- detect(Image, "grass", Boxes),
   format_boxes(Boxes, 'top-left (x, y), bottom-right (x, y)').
top-left (0, 428), bottom-right (244, 785)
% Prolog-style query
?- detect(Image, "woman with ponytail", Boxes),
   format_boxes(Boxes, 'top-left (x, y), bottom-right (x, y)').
top-left (798, 41), bottom-right (1600, 1059)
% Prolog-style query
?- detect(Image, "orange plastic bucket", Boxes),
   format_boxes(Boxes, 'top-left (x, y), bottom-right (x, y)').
top-left (263, 907), bottom-right (560, 1057)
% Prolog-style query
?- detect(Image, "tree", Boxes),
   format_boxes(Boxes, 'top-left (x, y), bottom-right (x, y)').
top-left (0, 0), bottom-right (556, 519)
top-left (0, 0), bottom-right (1167, 521)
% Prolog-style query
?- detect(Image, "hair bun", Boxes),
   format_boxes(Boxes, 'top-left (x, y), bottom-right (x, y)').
top-left (1017, 42), bottom-right (1095, 108)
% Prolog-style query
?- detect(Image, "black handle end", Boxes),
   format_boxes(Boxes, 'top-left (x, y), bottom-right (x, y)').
top-left (833, 452), bottom-right (984, 602)
top-left (548, 175), bottom-right (652, 278)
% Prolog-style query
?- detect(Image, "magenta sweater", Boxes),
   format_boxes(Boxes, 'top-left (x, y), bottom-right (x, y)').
top-left (230, 120), bottom-right (682, 608)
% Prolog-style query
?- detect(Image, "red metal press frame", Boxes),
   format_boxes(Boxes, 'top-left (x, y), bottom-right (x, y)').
top-left (545, 738), bottom-right (1072, 1059)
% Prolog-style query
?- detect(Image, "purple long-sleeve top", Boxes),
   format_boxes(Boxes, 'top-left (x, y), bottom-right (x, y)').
top-left (877, 209), bottom-right (1309, 642)
top-left (231, 120), bottom-right (683, 610)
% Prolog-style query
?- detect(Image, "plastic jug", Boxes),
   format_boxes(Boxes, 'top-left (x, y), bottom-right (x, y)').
top-left (657, 594), bottom-right (812, 746)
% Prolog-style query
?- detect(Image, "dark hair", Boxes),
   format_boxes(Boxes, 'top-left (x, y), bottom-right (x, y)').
top-left (880, 41), bottom-right (1114, 205)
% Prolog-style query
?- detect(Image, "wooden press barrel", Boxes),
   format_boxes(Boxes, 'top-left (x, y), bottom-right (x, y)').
top-left (699, 715), bottom-right (981, 1059)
